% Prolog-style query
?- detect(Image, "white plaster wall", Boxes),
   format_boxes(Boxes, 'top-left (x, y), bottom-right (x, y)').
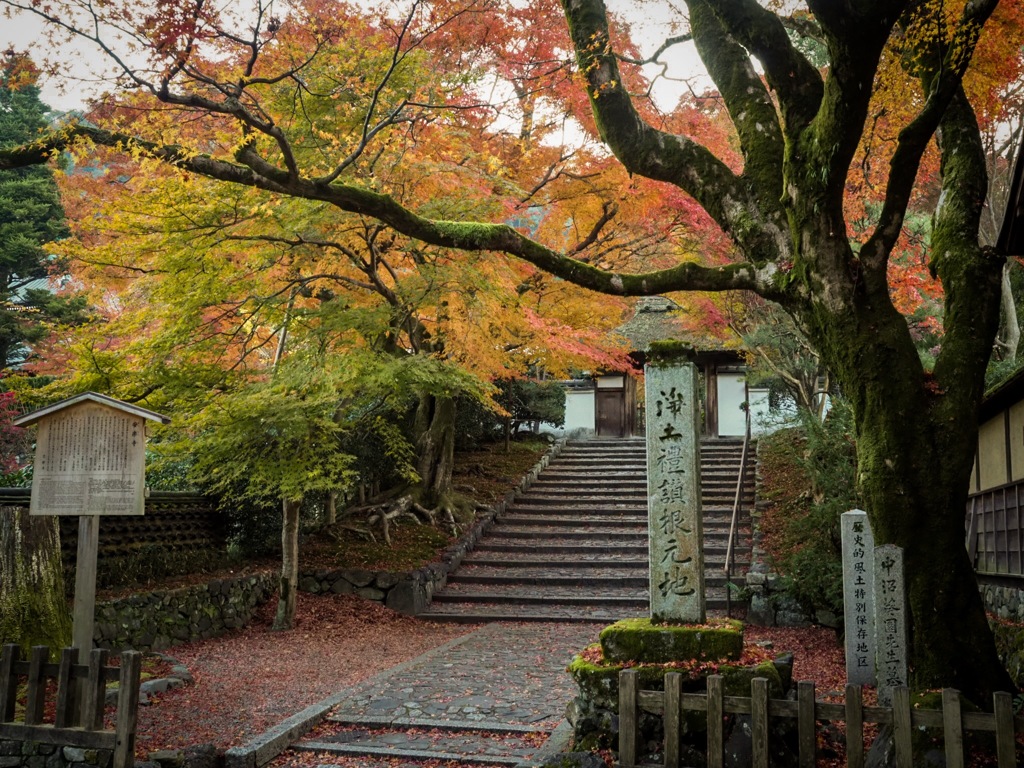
top-left (717, 373), bottom-right (748, 436)
top-left (540, 388), bottom-right (595, 436)
top-left (565, 389), bottom-right (596, 433)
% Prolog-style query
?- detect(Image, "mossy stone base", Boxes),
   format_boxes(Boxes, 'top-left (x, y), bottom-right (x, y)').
top-left (599, 618), bottom-right (744, 664)
top-left (566, 642), bottom-right (787, 754)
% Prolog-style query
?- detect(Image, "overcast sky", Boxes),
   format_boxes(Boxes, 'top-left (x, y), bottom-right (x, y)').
top-left (1, 0), bottom-right (706, 113)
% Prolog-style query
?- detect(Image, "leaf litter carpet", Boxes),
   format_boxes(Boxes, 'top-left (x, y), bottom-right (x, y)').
top-left (133, 592), bottom-right (471, 754)
top-left (132, 591), bottom-right (851, 768)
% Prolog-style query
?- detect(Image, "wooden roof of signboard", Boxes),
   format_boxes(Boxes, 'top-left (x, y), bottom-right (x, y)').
top-left (13, 391), bottom-right (171, 427)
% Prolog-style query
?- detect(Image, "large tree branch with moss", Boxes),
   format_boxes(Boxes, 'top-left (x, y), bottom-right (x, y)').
top-left (0, 124), bottom-right (781, 298)
top-left (559, 0), bottom-right (788, 267)
top-left (686, 0), bottom-right (786, 206)
top-left (803, 3), bottom-right (906, 212)
top-left (699, 0), bottom-right (823, 135)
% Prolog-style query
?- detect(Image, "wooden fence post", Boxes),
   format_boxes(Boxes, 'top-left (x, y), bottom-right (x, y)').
top-left (54, 647), bottom-right (79, 728)
top-left (751, 677), bottom-right (769, 768)
top-left (0, 644), bottom-right (17, 723)
top-left (707, 674), bottom-right (724, 768)
top-left (81, 648), bottom-right (109, 731)
top-left (797, 680), bottom-right (816, 768)
top-left (993, 691), bottom-right (1016, 768)
top-left (619, 669), bottom-right (638, 768)
top-left (845, 684), bottom-right (864, 768)
top-left (112, 651), bottom-right (142, 768)
top-left (664, 672), bottom-right (681, 768)
top-left (892, 685), bottom-right (913, 768)
top-left (942, 688), bottom-right (964, 768)
top-left (24, 646), bottom-right (48, 726)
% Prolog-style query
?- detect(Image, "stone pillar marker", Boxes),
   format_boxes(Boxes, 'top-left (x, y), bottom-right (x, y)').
top-left (874, 543), bottom-right (908, 706)
top-left (645, 346), bottom-right (704, 624)
top-left (841, 509), bottom-right (876, 685)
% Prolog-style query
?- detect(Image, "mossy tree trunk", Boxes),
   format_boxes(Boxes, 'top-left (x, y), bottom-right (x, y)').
top-left (0, 506), bottom-right (72, 654)
top-left (413, 393), bottom-right (456, 508)
top-left (558, 0), bottom-right (1014, 700)
top-left (273, 497), bottom-right (301, 631)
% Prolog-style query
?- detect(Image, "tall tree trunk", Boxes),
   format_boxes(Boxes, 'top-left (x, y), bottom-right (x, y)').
top-left (273, 497), bottom-right (301, 631)
top-left (0, 506), bottom-right (72, 653)
top-left (413, 394), bottom-right (456, 506)
top-left (815, 266), bottom-right (1016, 702)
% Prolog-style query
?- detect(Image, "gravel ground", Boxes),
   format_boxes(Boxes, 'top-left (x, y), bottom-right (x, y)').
top-left (134, 592), bottom-right (472, 756)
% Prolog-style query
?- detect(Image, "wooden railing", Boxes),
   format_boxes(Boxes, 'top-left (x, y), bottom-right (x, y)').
top-left (724, 407), bottom-right (752, 618)
top-left (619, 669), bottom-right (1023, 768)
top-left (0, 645), bottom-right (141, 768)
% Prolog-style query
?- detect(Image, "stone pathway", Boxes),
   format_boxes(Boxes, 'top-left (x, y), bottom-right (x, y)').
top-left (271, 622), bottom-right (599, 767)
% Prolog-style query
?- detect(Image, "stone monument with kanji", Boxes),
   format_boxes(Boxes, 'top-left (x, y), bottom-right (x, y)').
top-left (645, 343), bottom-right (704, 623)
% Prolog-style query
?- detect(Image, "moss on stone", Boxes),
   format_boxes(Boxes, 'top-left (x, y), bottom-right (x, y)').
top-left (569, 652), bottom-right (788, 731)
top-left (718, 659), bottom-right (784, 698)
top-left (599, 617), bottom-right (744, 663)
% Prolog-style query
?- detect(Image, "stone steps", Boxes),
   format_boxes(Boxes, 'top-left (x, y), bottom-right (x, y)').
top-left (293, 720), bottom-right (546, 766)
top-left (419, 436), bottom-right (755, 623)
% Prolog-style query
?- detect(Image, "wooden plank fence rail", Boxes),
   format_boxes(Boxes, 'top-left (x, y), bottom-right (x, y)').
top-left (619, 669), bottom-right (1024, 768)
top-left (0, 644), bottom-right (141, 768)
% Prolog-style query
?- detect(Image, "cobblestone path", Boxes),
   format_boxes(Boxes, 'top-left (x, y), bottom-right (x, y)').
top-left (273, 622), bottom-right (599, 768)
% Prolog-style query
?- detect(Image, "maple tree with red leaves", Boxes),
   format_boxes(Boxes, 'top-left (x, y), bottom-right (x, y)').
top-left (0, 0), bottom-right (1022, 700)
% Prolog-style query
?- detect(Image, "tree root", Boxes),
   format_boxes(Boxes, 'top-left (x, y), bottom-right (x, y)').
top-left (325, 522), bottom-right (377, 544)
top-left (334, 492), bottom-right (464, 546)
top-left (415, 502), bottom-right (459, 536)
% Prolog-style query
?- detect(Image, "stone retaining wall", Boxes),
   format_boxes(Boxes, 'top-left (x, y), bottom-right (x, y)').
top-left (979, 578), bottom-right (1024, 623)
top-left (0, 740), bottom-right (111, 768)
top-left (93, 439), bottom-right (567, 651)
top-left (94, 573), bottom-right (276, 651)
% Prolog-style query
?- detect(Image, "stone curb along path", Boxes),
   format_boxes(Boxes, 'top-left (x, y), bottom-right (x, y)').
top-left (227, 622), bottom-right (600, 768)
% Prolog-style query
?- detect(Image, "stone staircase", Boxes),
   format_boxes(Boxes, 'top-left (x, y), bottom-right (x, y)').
top-left (418, 436), bottom-right (754, 623)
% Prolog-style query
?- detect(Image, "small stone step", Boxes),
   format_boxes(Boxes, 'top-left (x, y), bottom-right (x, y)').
top-left (501, 508), bottom-right (647, 519)
top-left (461, 556), bottom-right (647, 568)
top-left (431, 591), bottom-right (649, 607)
top-left (449, 570), bottom-right (648, 587)
top-left (437, 582), bottom-right (649, 600)
top-left (497, 515), bottom-right (646, 527)
top-left (515, 492), bottom-right (648, 505)
top-left (475, 542), bottom-right (649, 554)
top-left (292, 733), bottom-right (528, 768)
top-left (487, 528), bottom-right (648, 540)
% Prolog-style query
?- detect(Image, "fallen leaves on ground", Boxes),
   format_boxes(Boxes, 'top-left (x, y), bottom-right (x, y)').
top-left (142, 604), bottom-right (985, 768)
top-left (133, 591), bottom-right (471, 757)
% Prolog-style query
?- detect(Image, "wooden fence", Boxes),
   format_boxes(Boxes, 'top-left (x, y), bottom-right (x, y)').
top-left (0, 645), bottom-right (141, 768)
top-left (619, 669), bottom-right (1023, 768)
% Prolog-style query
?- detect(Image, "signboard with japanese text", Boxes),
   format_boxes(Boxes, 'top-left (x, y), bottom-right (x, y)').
top-left (645, 359), bottom-right (705, 623)
top-left (29, 402), bottom-right (146, 516)
top-left (15, 393), bottom-right (169, 517)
